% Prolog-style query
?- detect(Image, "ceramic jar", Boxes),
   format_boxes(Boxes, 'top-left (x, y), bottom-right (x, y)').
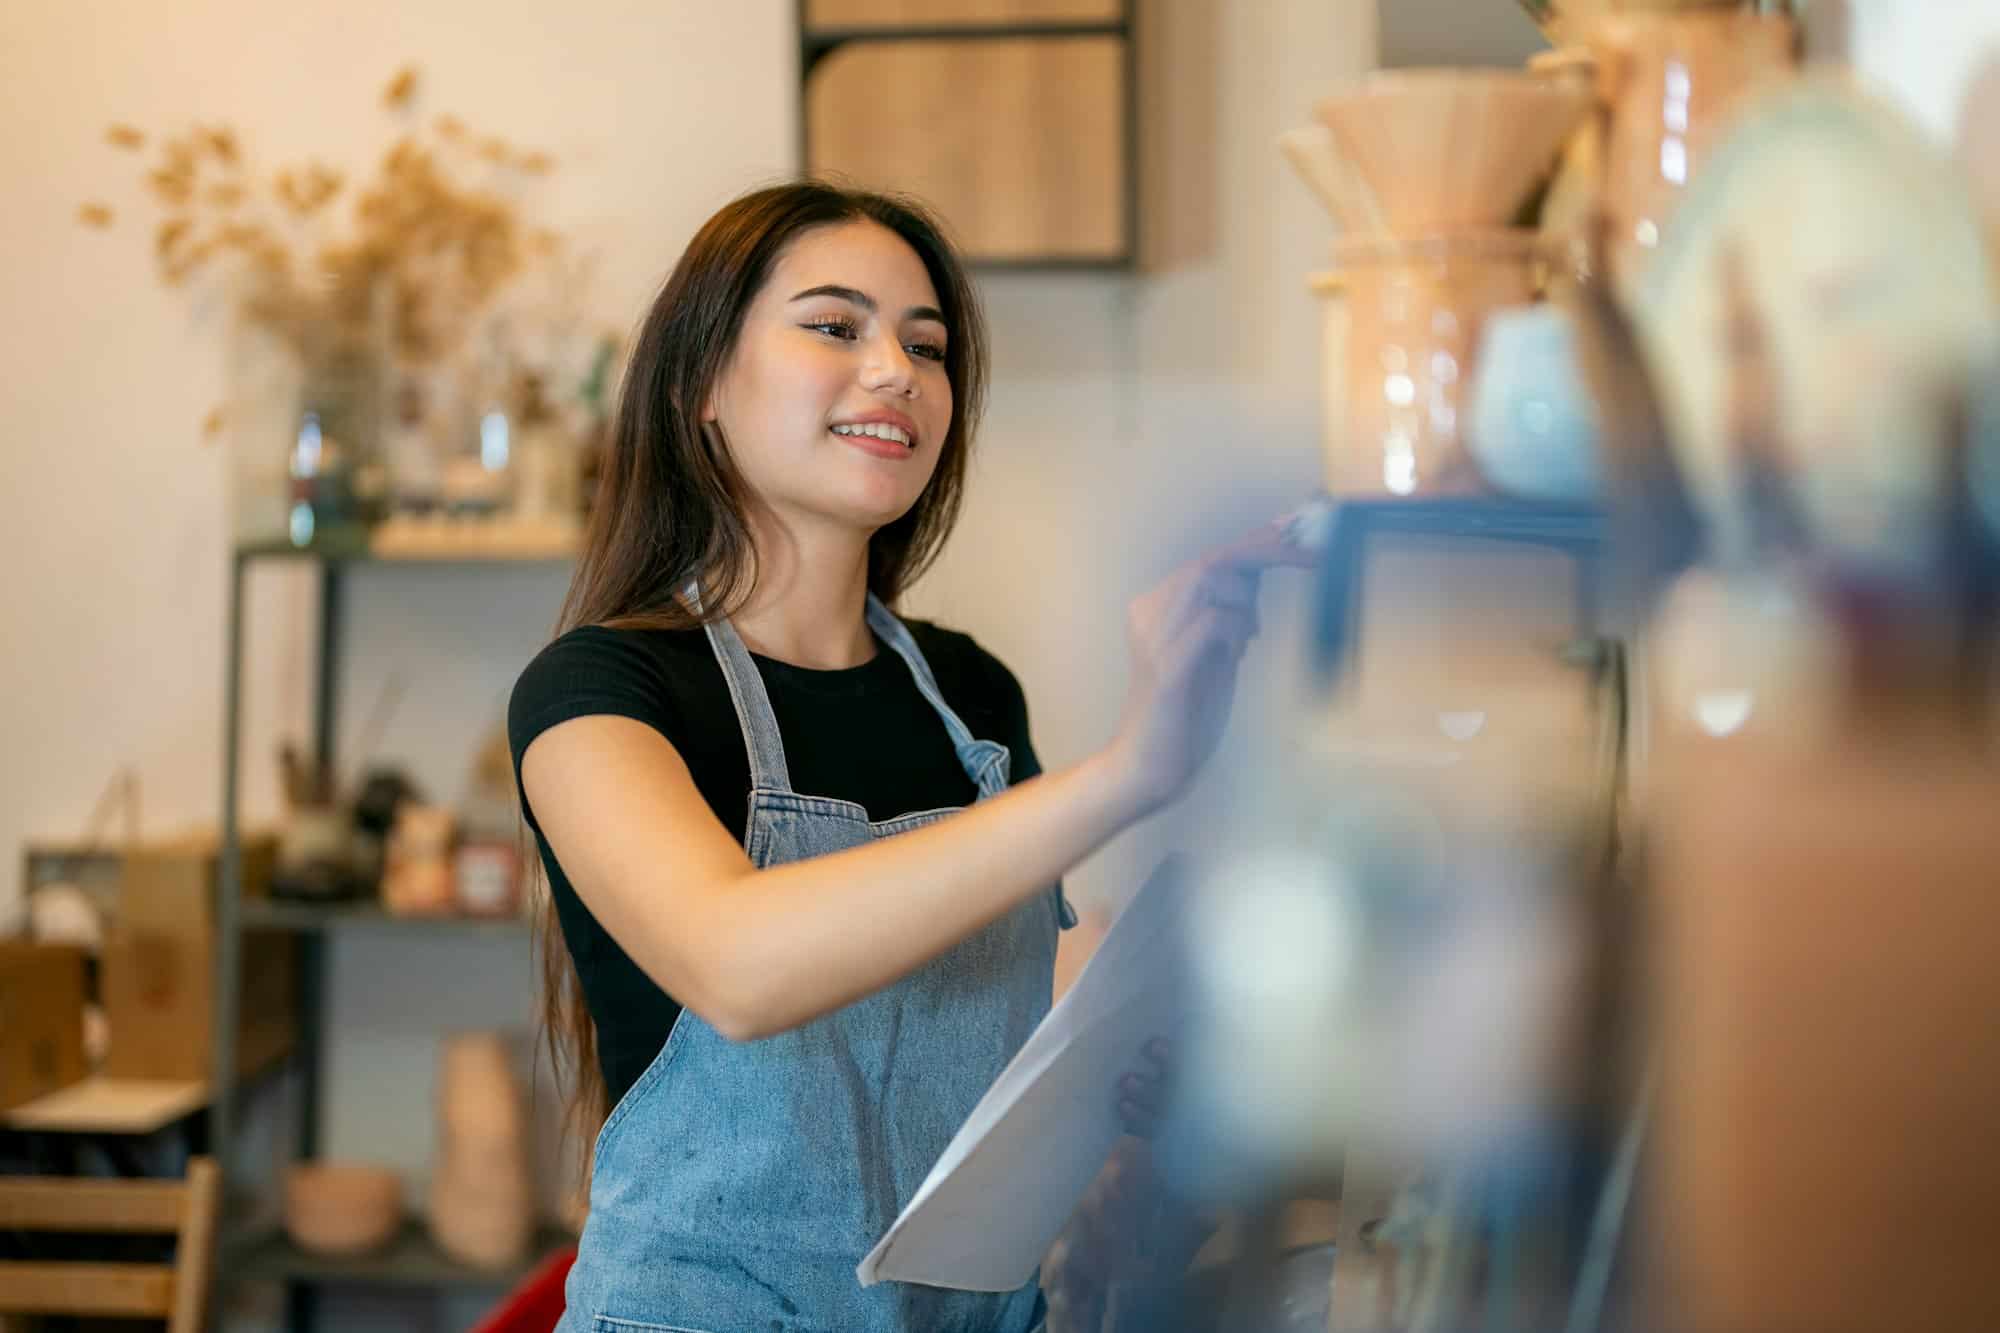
top-left (428, 1031), bottom-right (534, 1270)
top-left (1321, 231), bottom-right (1544, 496)
top-left (1534, 9), bottom-right (1801, 289)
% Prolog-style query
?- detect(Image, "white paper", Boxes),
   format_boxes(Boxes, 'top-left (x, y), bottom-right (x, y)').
top-left (858, 858), bottom-right (1192, 1291)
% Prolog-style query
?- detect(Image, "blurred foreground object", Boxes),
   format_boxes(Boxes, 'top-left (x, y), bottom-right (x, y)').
top-left (1570, 78), bottom-right (2000, 1331)
top-left (1525, 2), bottom-right (1803, 294)
top-left (1624, 79), bottom-right (2000, 617)
top-left (1652, 674), bottom-right (2000, 1333)
top-left (1156, 764), bottom-right (1630, 1333)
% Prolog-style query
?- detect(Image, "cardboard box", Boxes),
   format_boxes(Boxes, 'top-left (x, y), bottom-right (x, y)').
top-left (115, 830), bottom-right (278, 932)
top-left (101, 834), bottom-right (295, 1082)
top-left (0, 942), bottom-right (88, 1111)
top-left (101, 928), bottom-right (296, 1081)
top-left (23, 826), bottom-right (276, 929)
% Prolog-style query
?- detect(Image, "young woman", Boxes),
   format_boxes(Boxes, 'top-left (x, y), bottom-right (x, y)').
top-left (510, 181), bottom-right (1309, 1332)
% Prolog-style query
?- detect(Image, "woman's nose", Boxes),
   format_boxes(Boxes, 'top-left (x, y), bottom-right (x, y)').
top-left (860, 334), bottom-right (918, 397)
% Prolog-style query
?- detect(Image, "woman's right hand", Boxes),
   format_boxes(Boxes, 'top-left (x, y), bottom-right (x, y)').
top-left (1104, 517), bottom-right (1318, 815)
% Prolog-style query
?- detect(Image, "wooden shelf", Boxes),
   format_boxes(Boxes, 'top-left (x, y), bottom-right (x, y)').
top-left (238, 899), bottom-right (531, 939)
top-left (234, 540), bottom-right (576, 567)
top-left (799, 0), bottom-right (1137, 267)
top-left (224, 1220), bottom-right (573, 1290)
top-left (0, 1077), bottom-right (209, 1135)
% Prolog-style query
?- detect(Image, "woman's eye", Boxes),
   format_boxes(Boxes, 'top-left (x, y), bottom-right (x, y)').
top-left (906, 342), bottom-right (947, 363)
top-left (806, 320), bottom-right (857, 340)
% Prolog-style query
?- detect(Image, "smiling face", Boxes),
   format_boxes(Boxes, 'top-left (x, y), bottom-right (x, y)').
top-left (703, 219), bottom-right (956, 542)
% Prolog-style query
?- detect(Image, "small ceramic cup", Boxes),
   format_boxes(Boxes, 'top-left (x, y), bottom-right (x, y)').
top-left (1469, 303), bottom-right (1604, 502)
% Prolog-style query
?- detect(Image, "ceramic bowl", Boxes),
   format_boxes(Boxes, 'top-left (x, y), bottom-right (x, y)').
top-left (283, 1162), bottom-right (404, 1256)
top-left (1314, 69), bottom-right (1592, 232)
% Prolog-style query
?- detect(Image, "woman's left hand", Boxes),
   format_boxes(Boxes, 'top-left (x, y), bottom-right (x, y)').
top-left (1115, 1037), bottom-right (1174, 1140)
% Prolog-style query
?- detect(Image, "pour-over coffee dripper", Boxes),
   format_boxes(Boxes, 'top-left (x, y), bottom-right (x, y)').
top-left (1313, 69), bottom-right (1593, 234)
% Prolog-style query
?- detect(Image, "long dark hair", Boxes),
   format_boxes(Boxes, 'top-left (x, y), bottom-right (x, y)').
top-left (535, 181), bottom-right (989, 1170)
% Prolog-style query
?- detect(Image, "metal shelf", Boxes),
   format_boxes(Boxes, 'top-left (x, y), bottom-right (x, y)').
top-left (225, 1220), bottom-right (572, 1290)
top-left (215, 521), bottom-right (569, 1330)
top-left (1310, 497), bottom-right (1610, 685)
top-left (240, 898), bottom-right (532, 939)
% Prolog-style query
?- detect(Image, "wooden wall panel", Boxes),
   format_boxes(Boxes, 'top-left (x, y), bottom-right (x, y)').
top-left (807, 37), bottom-right (1127, 260)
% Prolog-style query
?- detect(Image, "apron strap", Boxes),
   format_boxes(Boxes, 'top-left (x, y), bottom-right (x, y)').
top-left (693, 585), bottom-right (795, 793)
top-left (693, 583), bottom-right (1012, 798)
top-left (865, 595), bottom-right (1013, 795)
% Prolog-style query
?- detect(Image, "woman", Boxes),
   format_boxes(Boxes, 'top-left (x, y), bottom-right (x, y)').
top-left (510, 181), bottom-right (1308, 1332)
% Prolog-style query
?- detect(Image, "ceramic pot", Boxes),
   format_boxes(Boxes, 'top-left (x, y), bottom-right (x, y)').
top-left (428, 1031), bottom-right (534, 1270)
top-left (382, 804), bottom-right (457, 917)
top-left (1322, 231), bottom-right (1545, 497)
top-left (1534, 10), bottom-right (1800, 289)
top-left (1314, 69), bottom-right (1592, 233)
top-left (283, 1162), bottom-right (404, 1256)
top-left (1469, 302), bottom-right (1603, 501)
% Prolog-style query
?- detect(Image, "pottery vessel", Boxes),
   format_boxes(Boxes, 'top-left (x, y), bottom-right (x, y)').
top-left (1323, 230), bottom-right (1545, 496)
top-left (1533, 10), bottom-right (1800, 288)
top-left (428, 1031), bottom-right (534, 1270)
top-left (1315, 69), bottom-right (1592, 233)
top-left (283, 1162), bottom-right (404, 1256)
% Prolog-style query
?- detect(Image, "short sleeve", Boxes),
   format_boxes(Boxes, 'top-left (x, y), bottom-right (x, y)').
top-left (508, 627), bottom-right (680, 831)
top-left (961, 638), bottom-right (1079, 931)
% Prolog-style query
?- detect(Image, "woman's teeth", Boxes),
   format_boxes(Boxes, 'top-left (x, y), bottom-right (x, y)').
top-left (832, 422), bottom-right (913, 449)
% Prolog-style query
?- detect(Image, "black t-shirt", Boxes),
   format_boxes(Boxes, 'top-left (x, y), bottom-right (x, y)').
top-left (508, 617), bottom-right (1052, 1112)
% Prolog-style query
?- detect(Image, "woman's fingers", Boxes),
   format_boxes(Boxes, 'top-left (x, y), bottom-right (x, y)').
top-left (1159, 605), bottom-right (1257, 695)
top-left (1211, 514), bottom-right (1324, 575)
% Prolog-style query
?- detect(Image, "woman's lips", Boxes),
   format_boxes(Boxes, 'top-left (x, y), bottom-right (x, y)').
top-left (830, 428), bottom-right (915, 459)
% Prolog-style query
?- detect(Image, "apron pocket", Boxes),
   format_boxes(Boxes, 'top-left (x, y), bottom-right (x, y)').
top-left (592, 1318), bottom-right (717, 1333)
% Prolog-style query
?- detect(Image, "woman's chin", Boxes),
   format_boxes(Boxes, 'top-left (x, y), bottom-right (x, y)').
top-left (831, 479), bottom-right (928, 531)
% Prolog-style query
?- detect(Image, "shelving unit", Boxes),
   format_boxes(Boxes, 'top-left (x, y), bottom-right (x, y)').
top-left (1309, 497), bottom-right (1609, 683)
top-left (210, 540), bottom-right (575, 1329)
top-left (226, 1221), bottom-right (573, 1291)
top-left (797, 0), bottom-right (1140, 268)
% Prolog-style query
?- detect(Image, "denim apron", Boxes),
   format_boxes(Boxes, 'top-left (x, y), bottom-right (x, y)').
top-left (557, 595), bottom-right (1072, 1333)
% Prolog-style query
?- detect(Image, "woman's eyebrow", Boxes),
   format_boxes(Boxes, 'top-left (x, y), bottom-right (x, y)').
top-left (789, 284), bottom-right (946, 326)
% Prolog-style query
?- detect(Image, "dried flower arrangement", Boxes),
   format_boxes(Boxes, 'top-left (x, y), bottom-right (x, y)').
top-left (79, 66), bottom-right (564, 439)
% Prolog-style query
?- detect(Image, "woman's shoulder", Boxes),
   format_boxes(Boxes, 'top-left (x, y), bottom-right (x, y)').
top-left (507, 623), bottom-right (715, 763)
top-left (515, 622), bottom-right (711, 689)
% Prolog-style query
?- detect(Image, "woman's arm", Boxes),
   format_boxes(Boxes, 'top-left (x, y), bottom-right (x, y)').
top-left (521, 523), bottom-right (1313, 1041)
top-left (525, 718), bottom-right (1140, 1040)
